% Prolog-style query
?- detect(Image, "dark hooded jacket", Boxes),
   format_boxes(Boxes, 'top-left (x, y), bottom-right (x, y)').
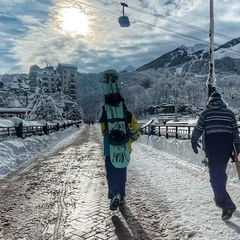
top-left (191, 96), bottom-right (240, 152)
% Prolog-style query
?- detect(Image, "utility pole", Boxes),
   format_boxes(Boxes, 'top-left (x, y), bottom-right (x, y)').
top-left (206, 0), bottom-right (216, 98)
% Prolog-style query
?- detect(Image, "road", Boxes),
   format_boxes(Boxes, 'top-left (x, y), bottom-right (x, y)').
top-left (1, 124), bottom-right (233, 240)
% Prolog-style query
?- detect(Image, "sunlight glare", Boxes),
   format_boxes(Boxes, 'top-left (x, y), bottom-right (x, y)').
top-left (62, 8), bottom-right (88, 35)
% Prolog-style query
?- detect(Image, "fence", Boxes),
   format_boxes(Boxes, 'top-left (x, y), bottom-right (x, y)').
top-left (0, 120), bottom-right (82, 142)
top-left (140, 122), bottom-right (196, 140)
top-left (141, 122), bottom-right (240, 140)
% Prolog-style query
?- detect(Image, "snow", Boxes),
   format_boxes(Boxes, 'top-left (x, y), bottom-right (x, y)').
top-left (1, 121), bottom-right (240, 238)
top-left (176, 66), bottom-right (183, 74)
top-left (0, 118), bottom-right (83, 179)
top-left (215, 44), bottom-right (240, 59)
top-left (186, 44), bottom-right (209, 55)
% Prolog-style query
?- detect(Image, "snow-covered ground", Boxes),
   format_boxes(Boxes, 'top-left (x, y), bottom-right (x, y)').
top-left (0, 118), bottom-right (83, 179)
top-left (1, 121), bottom-right (240, 239)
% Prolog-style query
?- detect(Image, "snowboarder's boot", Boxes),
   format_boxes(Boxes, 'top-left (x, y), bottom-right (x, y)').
top-left (110, 193), bottom-right (120, 211)
top-left (222, 205), bottom-right (236, 221)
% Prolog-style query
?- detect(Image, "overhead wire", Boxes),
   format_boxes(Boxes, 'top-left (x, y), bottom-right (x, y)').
top-left (93, 1), bottom-right (240, 105)
top-left (77, 0), bottom-right (208, 45)
top-left (109, 0), bottom-right (234, 41)
top-left (109, 1), bottom-right (240, 57)
top-left (80, 0), bottom-right (240, 57)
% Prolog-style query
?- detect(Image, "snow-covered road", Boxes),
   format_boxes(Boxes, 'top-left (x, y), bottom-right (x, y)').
top-left (0, 124), bottom-right (240, 239)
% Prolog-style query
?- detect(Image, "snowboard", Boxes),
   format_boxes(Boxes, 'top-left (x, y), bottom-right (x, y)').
top-left (131, 119), bottom-right (154, 136)
top-left (101, 69), bottom-right (130, 168)
top-left (233, 143), bottom-right (240, 181)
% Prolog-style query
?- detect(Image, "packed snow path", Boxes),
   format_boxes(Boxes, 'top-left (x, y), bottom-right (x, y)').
top-left (0, 124), bottom-right (240, 239)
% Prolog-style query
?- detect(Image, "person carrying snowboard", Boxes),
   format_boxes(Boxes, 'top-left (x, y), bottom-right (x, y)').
top-left (191, 92), bottom-right (240, 220)
top-left (100, 100), bottom-right (140, 211)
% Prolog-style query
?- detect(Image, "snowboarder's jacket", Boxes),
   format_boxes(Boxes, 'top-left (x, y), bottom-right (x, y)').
top-left (100, 109), bottom-right (139, 157)
top-left (191, 94), bottom-right (240, 153)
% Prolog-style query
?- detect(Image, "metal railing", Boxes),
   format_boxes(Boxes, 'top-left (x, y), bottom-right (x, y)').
top-left (0, 120), bottom-right (82, 142)
top-left (140, 123), bottom-right (195, 140)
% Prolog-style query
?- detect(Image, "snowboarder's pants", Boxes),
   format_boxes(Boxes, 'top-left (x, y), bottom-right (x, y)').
top-left (105, 156), bottom-right (127, 199)
top-left (205, 133), bottom-right (234, 207)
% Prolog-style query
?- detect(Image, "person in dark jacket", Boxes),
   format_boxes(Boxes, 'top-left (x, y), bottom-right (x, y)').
top-left (191, 92), bottom-right (240, 220)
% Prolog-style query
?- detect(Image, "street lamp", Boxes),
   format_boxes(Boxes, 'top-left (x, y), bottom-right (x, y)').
top-left (118, 2), bottom-right (130, 27)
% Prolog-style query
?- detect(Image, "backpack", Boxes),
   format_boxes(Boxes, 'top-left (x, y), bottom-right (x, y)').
top-left (99, 97), bottom-right (131, 145)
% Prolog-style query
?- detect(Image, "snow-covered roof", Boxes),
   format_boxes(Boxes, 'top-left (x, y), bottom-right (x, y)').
top-left (58, 63), bottom-right (77, 69)
top-left (37, 68), bottom-right (61, 77)
top-left (7, 99), bottom-right (22, 108)
top-left (20, 80), bottom-right (30, 90)
top-left (10, 81), bottom-right (19, 90)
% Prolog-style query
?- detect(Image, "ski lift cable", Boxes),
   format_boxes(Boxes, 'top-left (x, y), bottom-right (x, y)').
top-left (78, 1), bottom-right (240, 57)
top-left (77, 1), bottom-right (210, 44)
top-left (134, 18), bottom-right (210, 45)
top-left (77, 1), bottom-right (209, 44)
top-left (113, 1), bottom-right (240, 57)
top-left (109, 0), bottom-right (234, 41)
top-left (129, 6), bottom-right (233, 41)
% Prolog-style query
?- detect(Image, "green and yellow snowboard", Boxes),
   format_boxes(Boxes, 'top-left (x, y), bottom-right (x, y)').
top-left (101, 69), bottom-right (130, 168)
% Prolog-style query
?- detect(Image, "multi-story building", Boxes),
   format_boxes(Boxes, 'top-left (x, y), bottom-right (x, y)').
top-left (57, 63), bottom-right (77, 99)
top-left (36, 65), bottom-right (61, 93)
top-left (30, 63), bottom-right (77, 99)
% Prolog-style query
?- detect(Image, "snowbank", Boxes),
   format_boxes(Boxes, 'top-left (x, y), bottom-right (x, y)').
top-left (139, 135), bottom-right (239, 183)
top-left (1, 122), bottom-right (239, 184)
top-left (0, 124), bottom-right (84, 179)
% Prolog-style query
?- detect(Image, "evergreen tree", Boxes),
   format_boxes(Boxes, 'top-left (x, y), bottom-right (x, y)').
top-left (27, 87), bottom-right (63, 121)
top-left (66, 102), bottom-right (84, 120)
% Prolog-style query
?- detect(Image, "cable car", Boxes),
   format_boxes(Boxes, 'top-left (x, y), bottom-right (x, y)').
top-left (118, 2), bottom-right (130, 27)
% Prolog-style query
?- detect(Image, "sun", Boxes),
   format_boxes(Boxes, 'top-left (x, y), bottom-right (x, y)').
top-left (61, 8), bottom-right (88, 35)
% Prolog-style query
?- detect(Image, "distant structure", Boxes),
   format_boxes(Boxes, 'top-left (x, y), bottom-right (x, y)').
top-left (56, 63), bottom-right (77, 99)
top-left (29, 63), bottom-right (77, 99)
top-left (29, 64), bottom-right (40, 88)
top-left (36, 65), bottom-right (61, 92)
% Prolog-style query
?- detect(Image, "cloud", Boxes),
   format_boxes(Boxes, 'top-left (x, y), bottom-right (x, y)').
top-left (0, 0), bottom-right (240, 74)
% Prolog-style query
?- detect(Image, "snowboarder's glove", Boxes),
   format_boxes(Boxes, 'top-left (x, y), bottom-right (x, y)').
top-left (130, 129), bottom-right (140, 141)
top-left (191, 142), bottom-right (201, 154)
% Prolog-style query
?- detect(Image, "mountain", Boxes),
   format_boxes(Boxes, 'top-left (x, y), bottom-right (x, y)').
top-left (136, 38), bottom-right (240, 75)
top-left (120, 65), bottom-right (136, 73)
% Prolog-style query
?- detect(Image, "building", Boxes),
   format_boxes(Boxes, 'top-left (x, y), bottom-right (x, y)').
top-left (29, 64), bottom-right (40, 88)
top-left (30, 63), bottom-right (77, 99)
top-left (36, 65), bottom-right (61, 93)
top-left (57, 63), bottom-right (77, 99)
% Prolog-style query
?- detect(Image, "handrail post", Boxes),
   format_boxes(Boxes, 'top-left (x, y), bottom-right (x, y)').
top-left (16, 122), bottom-right (23, 138)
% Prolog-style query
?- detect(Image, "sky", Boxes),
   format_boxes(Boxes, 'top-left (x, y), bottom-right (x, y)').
top-left (1, 0), bottom-right (240, 75)
top-left (1, 121), bottom-right (240, 238)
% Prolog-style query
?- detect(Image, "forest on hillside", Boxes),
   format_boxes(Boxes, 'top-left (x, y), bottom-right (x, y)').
top-left (76, 69), bottom-right (240, 120)
top-left (1, 69), bottom-right (240, 121)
